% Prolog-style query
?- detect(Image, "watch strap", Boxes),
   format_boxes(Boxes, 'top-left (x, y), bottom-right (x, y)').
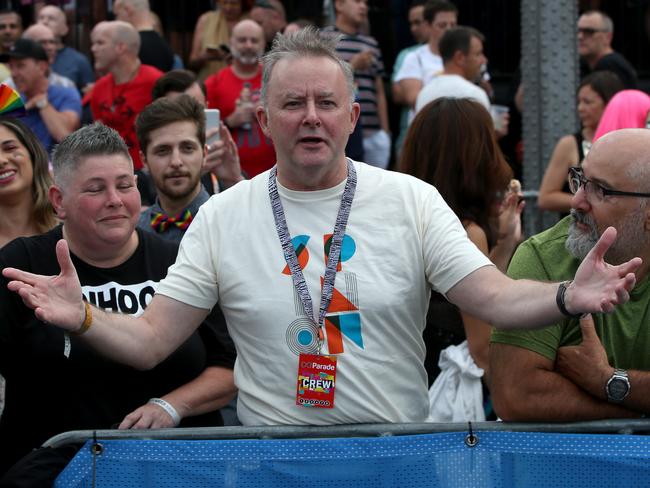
top-left (606, 368), bottom-right (630, 403)
top-left (556, 281), bottom-right (586, 319)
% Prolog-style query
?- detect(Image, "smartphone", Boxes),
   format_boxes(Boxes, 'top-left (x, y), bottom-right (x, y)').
top-left (205, 109), bottom-right (220, 146)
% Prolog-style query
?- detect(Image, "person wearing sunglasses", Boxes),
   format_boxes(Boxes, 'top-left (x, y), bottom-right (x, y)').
top-left (491, 128), bottom-right (650, 422)
top-left (578, 10), bottom-right (637, 89)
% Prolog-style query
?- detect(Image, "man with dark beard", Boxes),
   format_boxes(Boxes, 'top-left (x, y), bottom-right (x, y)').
top-left (490, 128), bottom-right (650, 422)
top-left (136, 94), bottom-right (242, 242)
top-left (204, 19), bottom-right (275, 178)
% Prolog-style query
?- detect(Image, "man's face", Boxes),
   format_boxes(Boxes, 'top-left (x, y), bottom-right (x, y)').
top-left (112, 0), bottom-right (129, 22)
top-left (408, 5), bottom-right (430, 44)
top-left (257, 56), bottom-right (360, 188)
top-left (91, 25), bottom-right (118, 72)
top-left (37, 6), bottom-right (67, 38)
top-left (142, 120), bottom-right (205, 203)
top-left (26, 25), bottom-right (58, 63)
top-left (0, 13), bottom-right (22, 50)
top-left (230, 21), bottom-right (264, 66)
top-left (336, 0), bottom-right (368, 28)
top-left (9, 58), bottom-right (46, 94)
top-left (251, 7), bottom-right (281, 44)
top-left (429, 10), bottom-right (457, 46)
top-left (577, 12), bottom-right (610, 58)
top-left (567, 142), bottom-right (649, 264)
top-left (462, 36), bottom-right (486, 81)
top-left (53, 154), bottom-right (140, 249)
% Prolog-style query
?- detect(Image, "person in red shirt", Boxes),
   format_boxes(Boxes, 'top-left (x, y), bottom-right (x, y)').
top-left (88, 20), bottom-right (162, 204)
top-left (205, 19), bottom-right (275, 177)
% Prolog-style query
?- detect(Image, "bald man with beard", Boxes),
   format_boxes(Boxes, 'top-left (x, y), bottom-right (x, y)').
top-left (491, 128), bottom-right (650, 422)
top-left (204, 19), bottom-right (275, 178)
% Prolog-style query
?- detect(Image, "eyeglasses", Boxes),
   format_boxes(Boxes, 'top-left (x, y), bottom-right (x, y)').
top-left (568, 167), bottom-right (650, 201)
top-left (577, 27), bottom-right (607, 36)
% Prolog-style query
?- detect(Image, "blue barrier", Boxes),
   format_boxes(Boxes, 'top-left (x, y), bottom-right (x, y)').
top-left (55, 430), bottom-right (650, 487)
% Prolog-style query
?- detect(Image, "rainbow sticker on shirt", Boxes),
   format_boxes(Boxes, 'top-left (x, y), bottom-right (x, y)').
top-left (284, 234), bottom-right (363, 355)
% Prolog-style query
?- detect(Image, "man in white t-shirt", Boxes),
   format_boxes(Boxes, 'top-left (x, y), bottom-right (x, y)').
top-left (3, 27), bottom-right (641, 427)
top-left (393, 0), bottom-right (458, 110)
top-left (415, 26), bottom-right (490, 114)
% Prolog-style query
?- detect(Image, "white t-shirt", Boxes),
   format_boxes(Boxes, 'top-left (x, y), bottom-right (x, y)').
top-left (415, 74), bottom-right (491, 114)
top-left (157, 161), bottom-right (492, 426)
top-left (393, 44), bottom-right (443, 86)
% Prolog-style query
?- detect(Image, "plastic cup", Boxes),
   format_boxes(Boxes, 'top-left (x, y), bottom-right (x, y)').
top-left (490, 104), bottom-right (509, 132)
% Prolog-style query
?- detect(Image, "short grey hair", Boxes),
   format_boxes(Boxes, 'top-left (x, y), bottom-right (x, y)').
top-left (52, 123), bottom-right (132, 187)
top-left (261, 26), bottom-right (355, 109)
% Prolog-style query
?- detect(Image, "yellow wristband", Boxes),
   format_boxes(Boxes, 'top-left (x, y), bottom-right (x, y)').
top-left (72, 302), bottom-right (92, 336)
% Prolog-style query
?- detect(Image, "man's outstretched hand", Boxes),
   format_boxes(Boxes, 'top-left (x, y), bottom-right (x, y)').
top-left (567, 227), bottom-right (641, 315)
top-left (2, 239), bottom-right (85, 331)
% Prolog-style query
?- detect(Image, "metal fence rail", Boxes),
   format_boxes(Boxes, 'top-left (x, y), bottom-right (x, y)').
top-left (44, 419), bottom-right (650, 448)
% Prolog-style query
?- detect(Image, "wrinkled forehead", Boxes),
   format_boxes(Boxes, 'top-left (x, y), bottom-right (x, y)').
top-left (267, 56), bottom-right (350, 97)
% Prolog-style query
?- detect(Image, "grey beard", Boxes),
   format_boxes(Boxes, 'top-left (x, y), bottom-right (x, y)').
top-left (565, 209), bottom-right (599, 260)
top-left (231, 47), bottom-right (261, 66)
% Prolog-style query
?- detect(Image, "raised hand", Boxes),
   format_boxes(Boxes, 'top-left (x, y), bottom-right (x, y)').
top-left (496, 189), bottom-right (525, 246)
top-left (2, 239), bottom-right (85, 331)
top-left (205, 123), bottom-right (244, 189)
top-left (567, 227), bottom-right (641, 315)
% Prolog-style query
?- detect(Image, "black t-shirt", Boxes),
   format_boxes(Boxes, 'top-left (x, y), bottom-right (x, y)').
top-left (580, 51), bottom-right (638, 89)
top-left (0, 226), bottom-right (234, 475)
top-left (139, 30), bottom-right (174, 73)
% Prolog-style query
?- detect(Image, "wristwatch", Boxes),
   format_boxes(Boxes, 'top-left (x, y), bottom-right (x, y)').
top-left (605, 369), bottom-right (630, 403)
top-left (35, 97), bottom-right (48, 110)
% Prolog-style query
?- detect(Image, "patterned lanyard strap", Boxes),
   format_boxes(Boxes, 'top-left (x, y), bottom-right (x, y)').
top-left (268, 160), bottom-right (357, 352)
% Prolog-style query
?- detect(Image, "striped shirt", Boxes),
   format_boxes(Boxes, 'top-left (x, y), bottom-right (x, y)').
top-left (322, 26), bottom-right (385, 136)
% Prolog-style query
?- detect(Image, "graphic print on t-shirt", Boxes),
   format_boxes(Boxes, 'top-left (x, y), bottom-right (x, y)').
top-left (81, 280), bottom-right (158, 317)
top-left (284, 234), bottom-right (362, 356)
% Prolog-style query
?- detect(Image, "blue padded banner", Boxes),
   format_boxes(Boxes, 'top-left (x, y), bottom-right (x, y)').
top-left (55, 431), bottom-right (650, 487)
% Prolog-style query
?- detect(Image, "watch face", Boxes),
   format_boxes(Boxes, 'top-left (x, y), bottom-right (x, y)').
top-left (608, 378), bottom-right (629, 400)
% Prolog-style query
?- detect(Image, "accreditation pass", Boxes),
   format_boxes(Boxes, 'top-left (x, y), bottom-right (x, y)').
top-left (296, 353), bottom-right (337, 408)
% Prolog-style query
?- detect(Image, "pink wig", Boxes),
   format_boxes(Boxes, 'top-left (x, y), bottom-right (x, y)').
top-left (593, 89), bottom-right (650, 141)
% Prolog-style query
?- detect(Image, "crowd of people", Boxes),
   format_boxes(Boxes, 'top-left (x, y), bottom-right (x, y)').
top-left (0, 0), bottom-right (648, 484)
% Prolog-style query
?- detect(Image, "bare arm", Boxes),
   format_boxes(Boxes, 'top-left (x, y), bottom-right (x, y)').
top-left (487, 191), bottom-right (524, 272)
top-left (188, 13), bottom-right (211, 70)
top-left (374, 76), bottom-right (390, 133)
top-left (118, 365), bottom-right (236, 429)
top-left (395, 78), bottom-right (423, 108)
top-left (2, 239), bottom-right (209, 370)
top-left (447, 227), bottom-right (640, 329)
top-left (490, 343), bottom-right (637, 421)
top-left (538, 135), bottom-right (579, 213)
top-left (462, 223), bottom-right (493, 376)
top-left (36, 103), bottom-right (80, 142)
top-left (556, 315), bottom-right (650, 414)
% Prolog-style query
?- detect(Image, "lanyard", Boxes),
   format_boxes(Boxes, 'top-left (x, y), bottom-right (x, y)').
top-left (268, 160), bottom-right (357, 353)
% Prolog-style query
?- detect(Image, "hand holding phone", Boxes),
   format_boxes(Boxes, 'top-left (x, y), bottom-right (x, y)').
top-left (205, 109), bottom-right (220, 147)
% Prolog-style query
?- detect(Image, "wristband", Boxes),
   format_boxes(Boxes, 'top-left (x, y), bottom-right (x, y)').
top-left (148, 398), bottom-right (181, 426)
top-left (556, 281), bottom-right (586, 319)
top-left (71, 302), bottom-right (92, 335)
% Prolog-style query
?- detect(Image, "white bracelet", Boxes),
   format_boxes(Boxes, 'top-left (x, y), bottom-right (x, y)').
top-left (148, 398), bottom-right (181, 426)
